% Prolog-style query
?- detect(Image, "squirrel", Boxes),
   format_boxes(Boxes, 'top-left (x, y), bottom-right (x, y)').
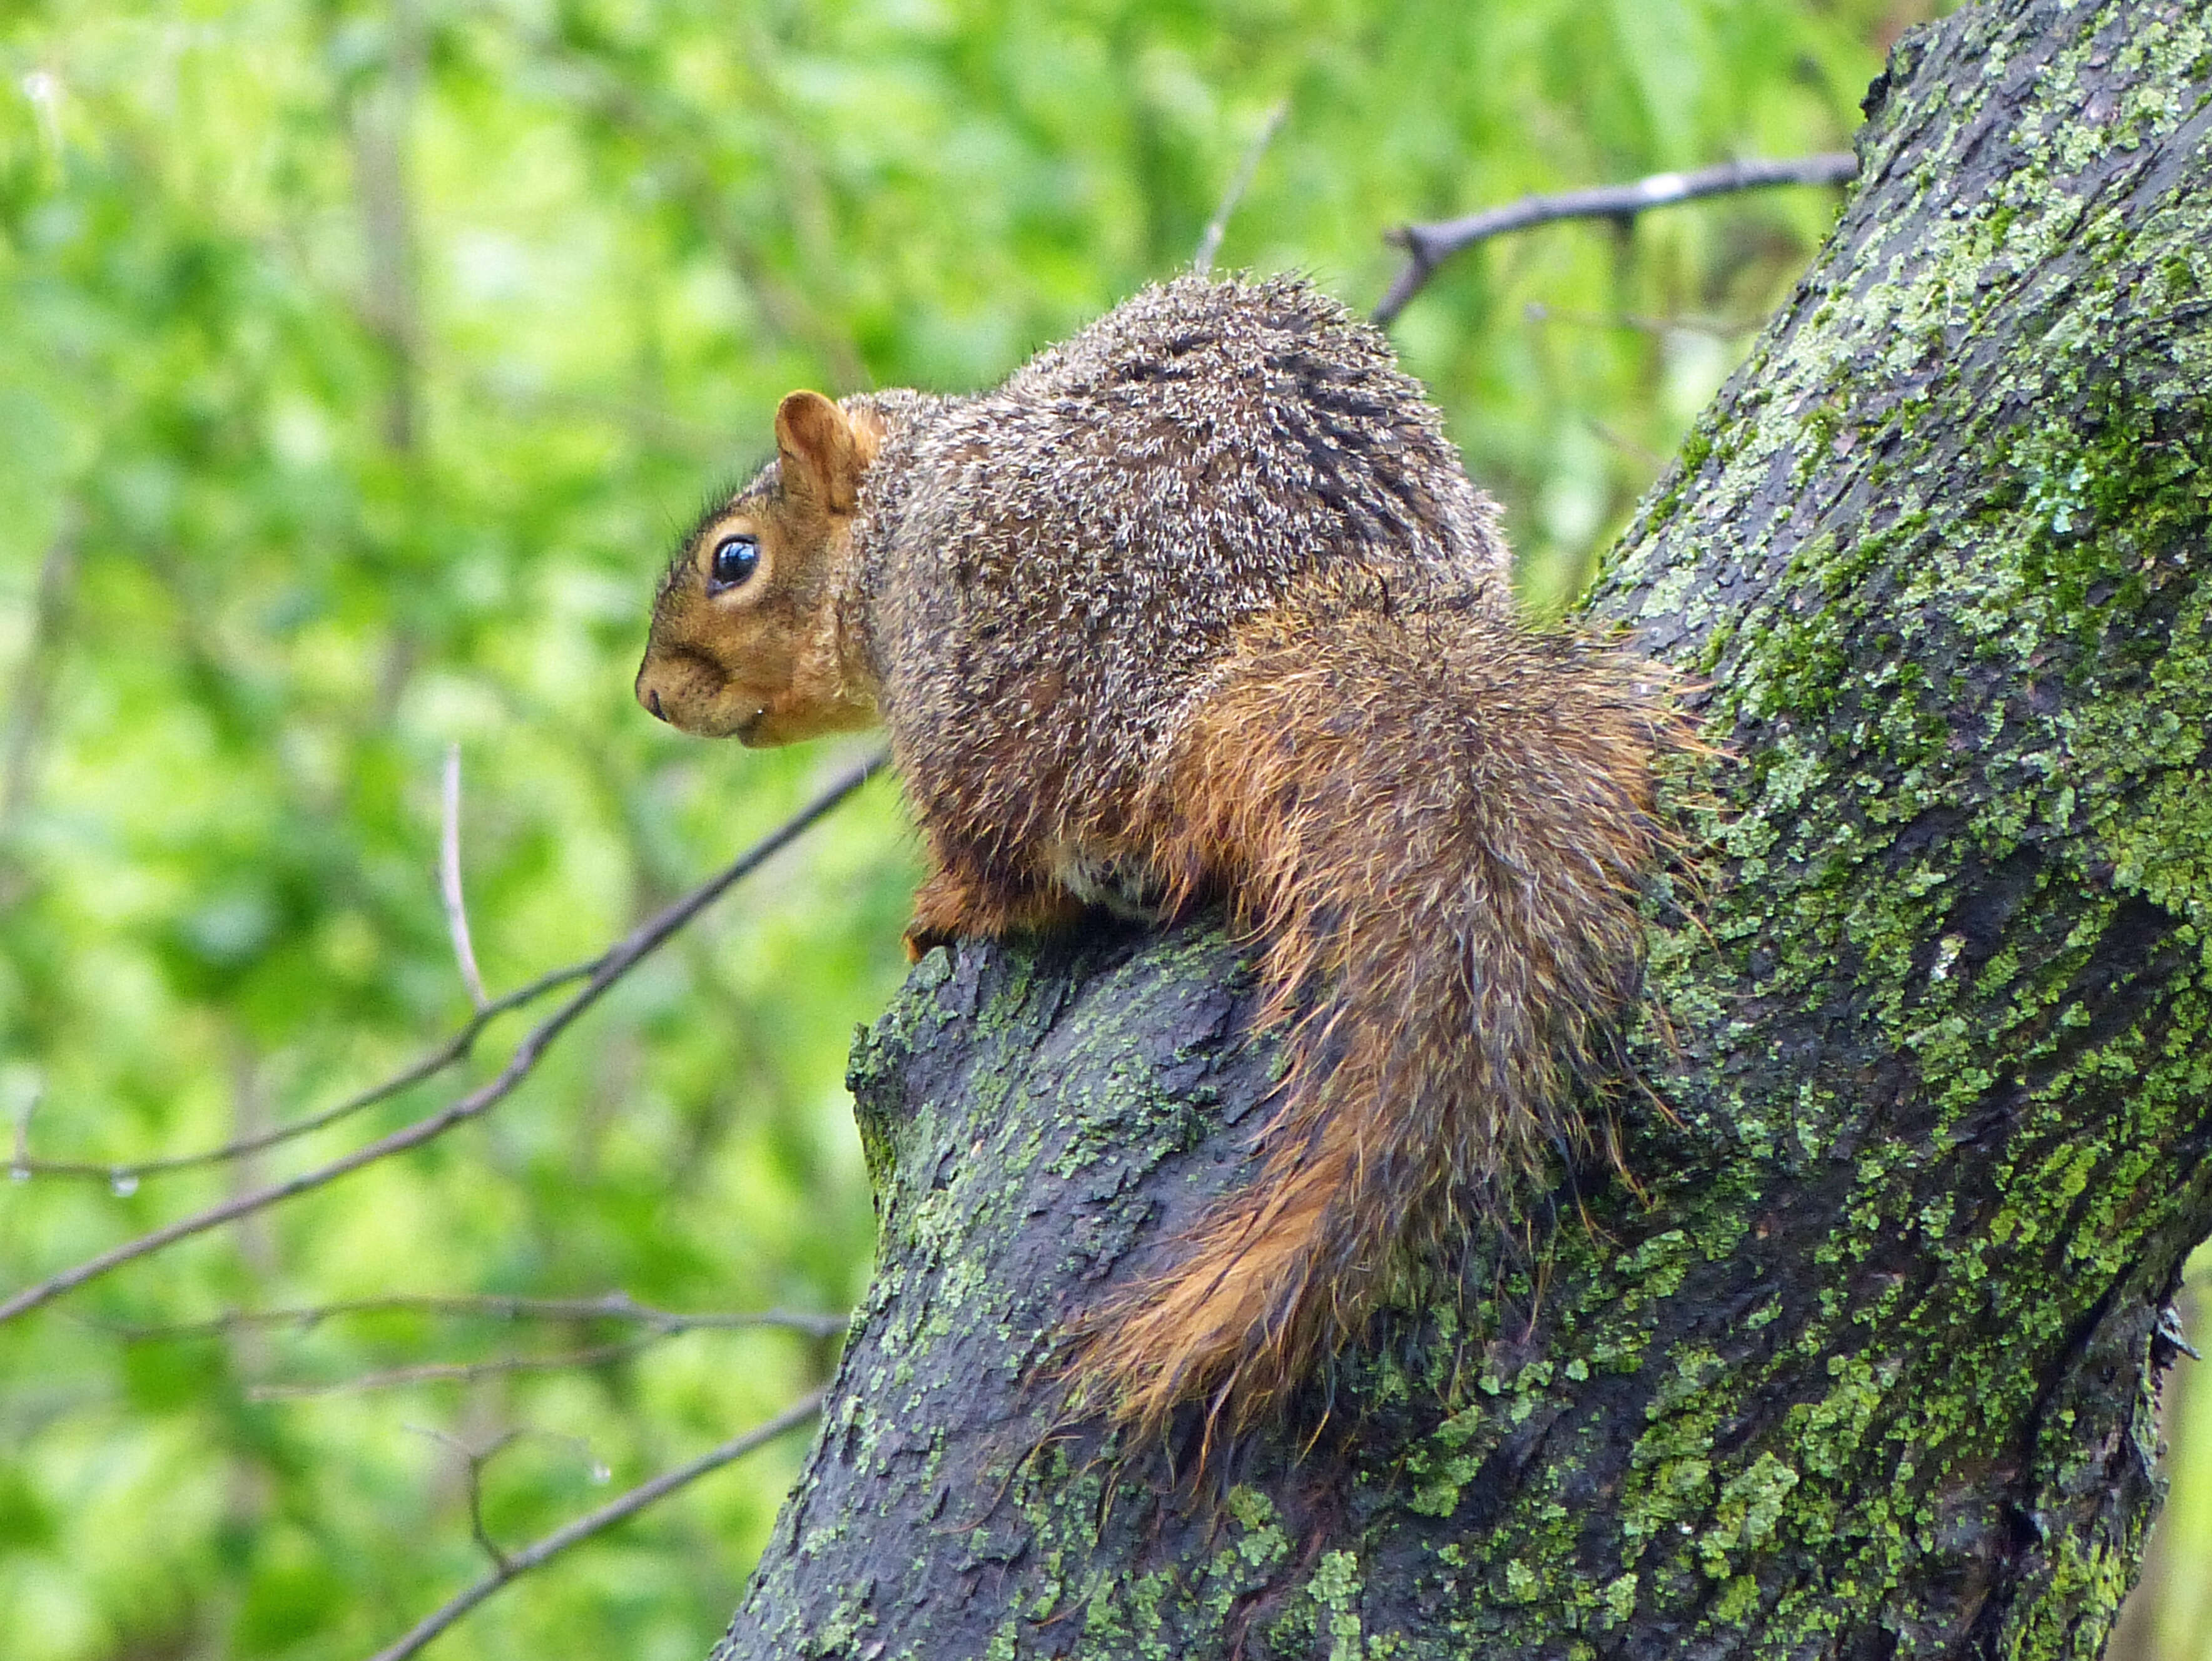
top-left (635, 274), bottom-right (1677, 1440)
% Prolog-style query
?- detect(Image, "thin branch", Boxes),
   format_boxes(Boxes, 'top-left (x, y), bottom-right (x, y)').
top-left (540, 30), bottom-right (870, 392)
top-left (407, 1428), bottom-right (524, 1571)
top-left (1585, 417), bottom-right (1668, 470)
top-left (100, 1291), bottom-right (850, 1343)
top-left (9, 961), bottom-right (589, 1184)
top-left (405, 1425), bottom-right (615, 1575)
top-left (1521, 299), bottom-right (1764, 340)
top-left (0, 751), bottom-right (886, 1327)
top-left (248, 1338), bottom-right (656, 1399)
top-left (365, 1389), bottom-right (826, 1661)
top-left (1371, 151), bottom-right (1860, 326)
top-left (440, 744), bottom-right (490, 1010)
top-left (118, 1293), bottom-right (846, 1396)
top-left (460, 1436), bottom-right (519, 1570)
top-left (1193, 97), bottom-right (1290, 273)
top-left (1, 510), bottom-right (79, 833)
top-left (345, 0), bottom-right (426, 452)
top-left (9, 1080), bottom-right (39, 1174)
top-left (459, 372), bottom-right (729, 454)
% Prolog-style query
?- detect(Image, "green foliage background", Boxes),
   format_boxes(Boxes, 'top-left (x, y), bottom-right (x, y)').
top-left (11, 3), bottom-right (2201, 1659)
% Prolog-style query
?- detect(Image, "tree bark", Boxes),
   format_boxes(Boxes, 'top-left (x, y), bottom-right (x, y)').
top-left (715, 2), bottom-right (2212, 1654)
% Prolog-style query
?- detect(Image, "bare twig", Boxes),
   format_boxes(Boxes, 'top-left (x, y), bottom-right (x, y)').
top-left (460, 1436), bottom-right (519, 1570)
top-left (248, 1338), bottom-right (656, 1400)
top-left (101, 1291), bottom-right (850, 1342)
top-left (9, 1079), bottom-right (38, 1173)
top-left (540, 31), bottom-right (868, 391)
top-left (1521, 300), bottom-right (1763, 340)
top-left (10, 961), bottom-right (589, 1184)
top-left (0, 752), bottom-right (886, 1326)
top-left (346, 0), bottom-right (426, 452)
top-left (117, 1295), bottom-right (849, 1397)
top-left (365, 1389), bottom-right (826, 1661)
top-left (220, 1294), bottom-right (850, 1396)
top-left (0, 509), bottom-right (83, 908)
top-left (409, 1428), bottom-right (525, 1570)
top-left (1585, 417), bottom-right (1668, 470)
top-left (1194, 97), bottom-right (1290, 273)
top-left (1372, 151), bottom-right (1859, 326)
top-left (440, 744), bottom-right (490, 1010)
top-left (1, 512), bottom-right (79, 835)
top-left (406, 1425), bottom-right (616, 1574)
top-left (460, 373), bottom-right (730, 453)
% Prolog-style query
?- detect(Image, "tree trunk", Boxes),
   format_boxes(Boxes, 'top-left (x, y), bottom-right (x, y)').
top-left (715, 2), bottom-right (2212, 1654)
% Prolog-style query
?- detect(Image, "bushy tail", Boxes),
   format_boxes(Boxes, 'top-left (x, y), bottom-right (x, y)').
top-left (1073, 599), bottom-right (1677, 1439)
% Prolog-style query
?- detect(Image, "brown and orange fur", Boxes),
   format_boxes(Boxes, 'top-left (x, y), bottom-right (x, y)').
top-left (637, 275), bottom-right (1678, 1441)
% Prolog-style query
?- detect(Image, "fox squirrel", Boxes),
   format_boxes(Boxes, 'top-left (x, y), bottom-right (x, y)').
top-left (636, 275), bottom-right (1676, 1438)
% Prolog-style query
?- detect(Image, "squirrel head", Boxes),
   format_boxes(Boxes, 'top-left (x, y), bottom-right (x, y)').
top-left (636, 390), bottom-right (886, 745)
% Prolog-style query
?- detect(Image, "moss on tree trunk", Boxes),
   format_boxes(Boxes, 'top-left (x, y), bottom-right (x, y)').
top-left (714, 1), bottom-right (2212, 1653)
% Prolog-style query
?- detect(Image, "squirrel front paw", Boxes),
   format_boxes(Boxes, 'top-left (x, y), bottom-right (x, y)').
top-left (901, 919), bottom-right (956, 962)
top-left (903, 868), bottom-right (982, 962)
top-left (904, 868), bottom-right (1085, 960)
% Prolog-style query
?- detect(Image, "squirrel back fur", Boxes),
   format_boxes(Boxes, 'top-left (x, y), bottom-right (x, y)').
top-left (637, 273), bottom-right (1677, 1438)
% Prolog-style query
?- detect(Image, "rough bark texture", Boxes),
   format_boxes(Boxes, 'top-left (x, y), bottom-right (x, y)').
top-left (715, 3), bottom-right (2212, 1655)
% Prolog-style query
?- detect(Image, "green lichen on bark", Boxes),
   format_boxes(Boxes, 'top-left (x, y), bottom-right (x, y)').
top-left (714, 3), bottom-right (2212, 1655)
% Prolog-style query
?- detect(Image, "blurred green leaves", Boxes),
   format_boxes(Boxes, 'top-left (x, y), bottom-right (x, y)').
top-left (0, 1), bottom-right (1936, 1656)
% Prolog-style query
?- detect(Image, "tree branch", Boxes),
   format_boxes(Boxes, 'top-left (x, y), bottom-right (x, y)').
top-left (1193, 98), bottom-right (1289, 273)
top-left (99, 1291), bottom-right (849, 1342)
top-left (0, 509), bottom-right (81, 906)
top-left (248, 1338), bottom-right (657, 1400)
top-left (365, 1389), bottom-right (825, 1661)
top-left (539, 24), bottom-right (870, 392)
top-left (0, 752), bottom-right (885, 1326)
top-left (454, 1433), bottom-right (521, 1572)
top-left (440, 744), bottom-right (490, 1010)
top-left (714, 6), bottom-right (2212, 1652)
top-left (1520, 299), bottom-right (1764, 339)
top-left (94, 1293), bottom-right (853, 1398)
top-left (1372, 151), bottom-right (1859, 325)
top-left (11, 963), bottom-right (586, 1184)
top-left (345, 0), bottom-right (426, 453)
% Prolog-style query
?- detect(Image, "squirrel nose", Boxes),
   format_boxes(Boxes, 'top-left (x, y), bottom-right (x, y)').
top-left (637, 679), bottom-right (670, 722)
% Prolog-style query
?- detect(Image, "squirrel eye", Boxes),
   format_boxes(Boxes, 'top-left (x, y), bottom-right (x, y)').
top-left (708, 534), bottom-right (759, 592)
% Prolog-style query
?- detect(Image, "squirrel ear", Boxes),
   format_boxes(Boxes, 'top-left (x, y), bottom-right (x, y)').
top-left (774, 390), bottom-right (878, 515)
